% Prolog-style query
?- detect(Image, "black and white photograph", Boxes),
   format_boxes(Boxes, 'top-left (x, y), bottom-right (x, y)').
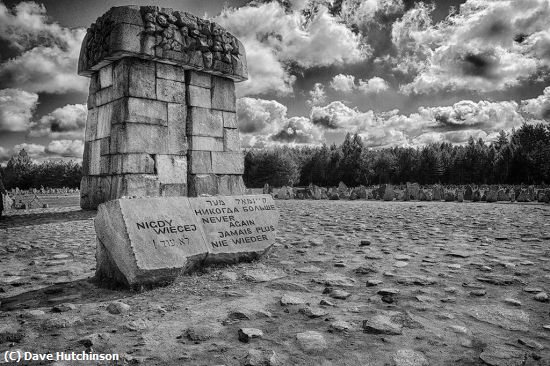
top-left (0, 0), bottom-right (549, 364)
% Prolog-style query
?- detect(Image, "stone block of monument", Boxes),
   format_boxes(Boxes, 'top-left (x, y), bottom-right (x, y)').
top-left (95, 197), bottom-right (209, 287)
top-left (79, 6), bottom-right (248, 209)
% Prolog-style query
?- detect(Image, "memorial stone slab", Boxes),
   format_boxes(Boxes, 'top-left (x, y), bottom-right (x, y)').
top-left (95, 194), bottom-right (278, 287)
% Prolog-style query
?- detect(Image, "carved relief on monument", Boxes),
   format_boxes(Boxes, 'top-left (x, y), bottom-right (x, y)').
top-left (78, 6), bottom-right (247, 81)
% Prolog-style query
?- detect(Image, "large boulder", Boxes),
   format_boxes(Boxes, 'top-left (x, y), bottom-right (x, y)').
top-left (432, 185), bottom-right (443, 201)
top-left (472, 189), bottom-right (481, 202)
top-left (464, 185), bottom-right (473, 201)
top-left (457, 190), bottom-right (464, 202)
top-left (517, 189), bottom-right (530, 202)
top-left (337, 182), bottom-right (350, 199)
top-left (497, 189), bottom-right (509, 201)
top-left (276, 186), bottom-right (294, 200)
top-left (404, 182), bottom-right (420, 201)
top-left (382, 184), bottom-right (395, 201)
top-left (444, 190), bottom-right (456, 202)
top-left (328, 188), bottom-right (340, 200)
top-left (486, 188), bottom-right (498, 203)
top-left (350, 186), bottom-right (367, 200)
top-left (419, 189), bottom-right (432, 201)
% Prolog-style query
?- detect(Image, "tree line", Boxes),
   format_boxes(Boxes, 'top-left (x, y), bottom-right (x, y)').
top-left (1, 149), bottom-right (82, 190)
top-left (244, 123), bottom-right (550, 188)
top-left (2, 123), bottom-right (549, 190)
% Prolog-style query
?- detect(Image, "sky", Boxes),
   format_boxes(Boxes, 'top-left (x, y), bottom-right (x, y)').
top-left (0, 0), bottom-right (549, 164)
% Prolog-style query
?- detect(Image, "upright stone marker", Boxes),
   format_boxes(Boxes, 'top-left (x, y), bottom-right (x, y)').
top-left (78, 6), bottom-right (247, 209)
top-left (95, 195), bottom-right (278, 287)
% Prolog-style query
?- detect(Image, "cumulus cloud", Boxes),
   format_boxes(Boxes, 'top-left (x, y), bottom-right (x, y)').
top-left (217, 2), bottom-right (365, 96)
top-left (0, 88), bottom-right (38, 132)
top-left (0, 146), bottom-right (11, 162)
top-left (306, 83), bottom-right (326, 106)
top-left (29, 104), bottom-right (87, 138)
top-left (308, 87), bottom-right (550, 147)
top-left (12, 142), bottom-right (45, 158)
top-left (340, 0), bottom-right (404, 26)
top-left (330, 74), bottom-right (356, 92)
top-left (0, 2), bottom-right (87, 94)
top-left (310, 101), bottom-right (375, 131)
top-left (271, 116), bottom-right (324, 144)
top-left (357, 77), bottom-right (389, 93)
top-left (3, 139), bottom-right (84, 163)
top-left (237, 97), bottom-right (324, 147)
top-left (520, 86), bottom-right (550, 120)
top-left (237, 97), bottom-right (288, 134)
top-left (45, 139), bottom-right (84, 157)
top-left (394, 0), bottom-right (550, 94)
top-left (329, 74), bottom-right (389, 94)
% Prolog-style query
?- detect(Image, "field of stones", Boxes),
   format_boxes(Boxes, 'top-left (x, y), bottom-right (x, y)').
top-left (0, 194), bottom-right (549, 365)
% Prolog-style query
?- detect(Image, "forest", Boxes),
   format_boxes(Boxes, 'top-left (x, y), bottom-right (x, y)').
top-left (1, 123), bottom-right (549, 190)
top-left (244, 123), bottom-right (550, 188)
top-left (1, 149), bottom-right (81, 190)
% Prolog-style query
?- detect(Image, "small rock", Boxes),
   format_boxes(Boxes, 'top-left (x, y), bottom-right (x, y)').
top-left (244, 349), bottom-right (281, 366)
top-left (391, 349), bottom-right (429, 366)
top-left (319, 299), bottom-right (336, 307)
top-left (394, 261), bottom-right (408, 268)
top-left (518, 338), bottom-right (544, 350)
top-left (523, 287), bottom-right (543, 293)
top-left (534, 292), bottom-right (549, 302)
top-left (378, 288), bottom-right (399, 296)
top-left (313, 273), bottom-right (356, 287)
top-left (329, 289), bottom-right (351, 300)
top-left (299, 306), bottom-right (328, 318)
top-left (0, 320), bottom-right (23, 343)
top-left (106, 301), bottom-right (130, 314)
top-left (449, 325), bottom-right (469, 334)
top-left (394, 254), bottom-right (411, 261)
top-left (296, 266), bottom-right (322, 274)
top-left (330, 320), bottom-right (353, 332)
top-left (444, 287), bottom-right (457, 293)
top-left (185, 323), bottom-right (222, 342)
top-left (503, 298), bottom-right (522, 306)
top-left (52, 303), bottom-right (76, 313)
top-left (366, 279), bottom-right (383, 286)
top-left (220, 271), bottom-right (238, 281)
top-left (296, 331), bottom-right (327, 353)
top-left (359, 240), bottom-right (371, 246)
top-left (479, 344), bottom-right (526, 366)
top-left (22, 309), bottom-right (46, 318)
top-left (362, 313), bottom-right (403, 335)
top-left (470, 290), bottom-right (486, 296)
top-left (238, 328), bottom-right (263, 343)
top-left (280, 294), bottom-right (306, 306)
top-left (355, 266), bottom-right (377, 275)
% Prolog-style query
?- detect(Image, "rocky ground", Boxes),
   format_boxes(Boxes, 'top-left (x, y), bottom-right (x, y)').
top-left (0, 196), bottom-right (549, 366)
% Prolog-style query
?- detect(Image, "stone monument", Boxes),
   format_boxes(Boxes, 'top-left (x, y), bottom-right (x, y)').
top-left (78, 6), bottom-right (247, 209)
top-left (95, 195), bottom-right (278, 287)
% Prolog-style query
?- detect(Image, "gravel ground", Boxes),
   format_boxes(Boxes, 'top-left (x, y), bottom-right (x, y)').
top-left (0, 197), bottom-right (549, 365)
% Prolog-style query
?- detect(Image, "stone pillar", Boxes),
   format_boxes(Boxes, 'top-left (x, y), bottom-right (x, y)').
top-left (78, 6), bottom-right (247, 209)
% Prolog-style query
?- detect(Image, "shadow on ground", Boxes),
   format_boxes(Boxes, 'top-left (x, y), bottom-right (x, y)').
top-left (0, 209), bottom-right (96, 229)
top-left (0, 278), bottom-right (132, 311)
